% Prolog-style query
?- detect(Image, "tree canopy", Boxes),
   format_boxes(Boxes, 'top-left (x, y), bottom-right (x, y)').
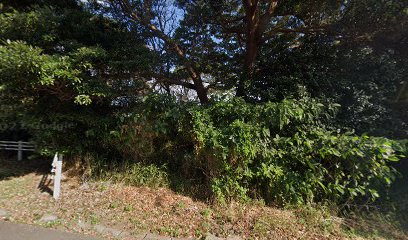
top-left (0, 0), bottom-right (407, 205)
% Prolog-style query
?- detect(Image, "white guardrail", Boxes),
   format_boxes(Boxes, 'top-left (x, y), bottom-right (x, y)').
top-left (0, 140), bottom-right (35, 161)
top-left (0, 141), bottom-right (63, 200)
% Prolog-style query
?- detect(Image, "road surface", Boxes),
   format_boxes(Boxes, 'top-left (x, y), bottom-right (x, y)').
top-left (0, 221), bottom-right (100, 240)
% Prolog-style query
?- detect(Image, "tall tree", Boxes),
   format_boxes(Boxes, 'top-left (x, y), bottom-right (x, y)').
top-left (104, 0), bottom-right (210, 103)
top-left (0, 0), bottom-right (152, 148)
top-left (99, 0), bottom-right (344, 102)
top-left (74, 0), bottom-right (408, 136)
top-left (176, 0), bottom-right (345, 97)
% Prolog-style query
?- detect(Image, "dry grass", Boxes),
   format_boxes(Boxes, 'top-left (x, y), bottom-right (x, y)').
top-left (0, 156), bottom-right (406, 240)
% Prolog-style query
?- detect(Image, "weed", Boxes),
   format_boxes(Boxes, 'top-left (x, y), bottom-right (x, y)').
top-left (124, 205), bottom-right (134, 212)
top-left (200, 208), bottom-right (212, 218)
top-left (177, 201), bottom-right (185, 210)
top-left (43, 219), bottom-right (62, 228)
top-left (89, 214), bottom-right (100, 225)
top-left (109, 202), bottom-right (119, 209)
top-left (97, 182), bottom-right (109, 192)
top-left (159, 226), bottom-right (180, 237)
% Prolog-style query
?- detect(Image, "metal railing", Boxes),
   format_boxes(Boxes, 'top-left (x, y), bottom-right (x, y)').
top-left (0, 141), bottom-right (35, 160)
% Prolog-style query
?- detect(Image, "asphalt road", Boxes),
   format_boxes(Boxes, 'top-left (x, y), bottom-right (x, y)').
top-left (0, 221), bottom-right (100, 240)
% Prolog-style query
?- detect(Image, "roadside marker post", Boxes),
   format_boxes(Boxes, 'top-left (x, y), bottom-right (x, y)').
top-left (51, 153), bottom-right (63, 200)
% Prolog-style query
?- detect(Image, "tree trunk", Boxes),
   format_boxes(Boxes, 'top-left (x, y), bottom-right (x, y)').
top-left (237, 35), bottom-right (259, 98)
top-left (238, 0), bottom-right (261, 98)
top-left (187, 65), bottom-right (209, 103)
top-left (237, 0), bottom-right (279, 98)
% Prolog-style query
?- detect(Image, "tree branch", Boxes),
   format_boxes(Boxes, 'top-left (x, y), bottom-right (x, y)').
top-left (115, 0), bottom-right (209, 103)
top-left (143, 72), bottom-right (196, 90)
top-left (262, 27), bottom-right (328, 41)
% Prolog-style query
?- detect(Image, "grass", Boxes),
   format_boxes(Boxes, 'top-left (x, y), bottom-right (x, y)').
top-left (0, 155), bottom-right (407, 239)
top-left (89, 214), bottom-right (101, 225)
top-left (88, 159), bottom-right (170, 188)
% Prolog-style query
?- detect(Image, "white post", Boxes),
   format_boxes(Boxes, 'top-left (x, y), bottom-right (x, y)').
top-left (52, 153), bottom-right (63, 200)
top-left (17, 141), bottom-right (22, 161)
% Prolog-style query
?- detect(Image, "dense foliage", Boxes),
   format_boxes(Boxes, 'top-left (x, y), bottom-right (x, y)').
top-left (0, 0), bottom-right (406, 207)
top-left (0, 1), bottom-right (151, 154)
top-left (117, 95), bottom-right (405, 205)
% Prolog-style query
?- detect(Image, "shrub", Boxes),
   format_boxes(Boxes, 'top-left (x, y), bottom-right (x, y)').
top-left (117, 94), bottom-right (405, 206)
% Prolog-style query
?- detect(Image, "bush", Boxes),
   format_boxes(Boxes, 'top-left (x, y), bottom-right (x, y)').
top-left (116, 94), bottom-right (405, 206)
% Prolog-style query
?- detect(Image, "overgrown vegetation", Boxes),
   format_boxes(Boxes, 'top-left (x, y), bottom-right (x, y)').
top-left (89, 159), bottom-right (169, 188)
top-left (114, 94), bottom-right (405, 206)
top-left (0, 0), bottom-right (407, 238)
